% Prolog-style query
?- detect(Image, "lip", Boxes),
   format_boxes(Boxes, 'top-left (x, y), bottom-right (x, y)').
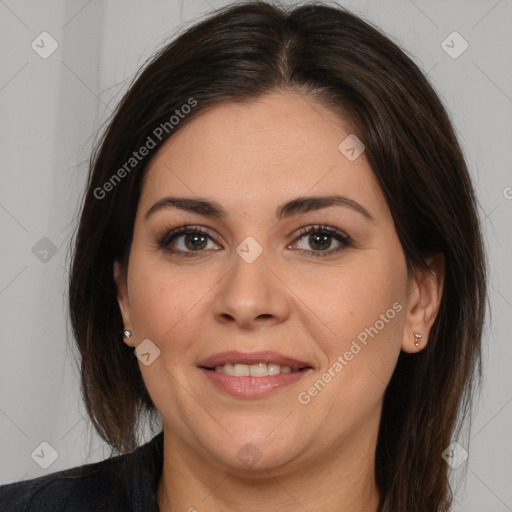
top-left (196, 350), bottom-right (313, 371)
top-left (197, 350), bottom-right (314, 399)
top-left (200, 368), bottom-right (313, 398)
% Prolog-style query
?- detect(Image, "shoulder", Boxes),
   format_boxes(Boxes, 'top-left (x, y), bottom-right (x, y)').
top-left (0, 431), bottom-right (164, 512)
top-left (0, 452), bottom-right (127, 512)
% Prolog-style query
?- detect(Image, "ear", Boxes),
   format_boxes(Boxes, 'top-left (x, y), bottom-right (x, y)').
top-left (113, 260), bottom-right (135, 348)
top-left (401, 253), bottom-right (445, 353)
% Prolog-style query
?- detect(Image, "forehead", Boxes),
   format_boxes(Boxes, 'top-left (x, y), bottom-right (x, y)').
top-left (139, 92), bottom-right (388, 220)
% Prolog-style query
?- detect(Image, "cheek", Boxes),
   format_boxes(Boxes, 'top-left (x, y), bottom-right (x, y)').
top-left (126, 250), bottom-right (220, 359)
top-left (311, 255), bottom-right (403, 335)
top-left (299, 249), bottom-right (406, 388)
top-left (127, 255), bottom-right (186, 338)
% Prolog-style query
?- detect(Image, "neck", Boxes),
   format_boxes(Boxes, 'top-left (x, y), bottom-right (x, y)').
top-left (157, 423), bottom-right (381, 512)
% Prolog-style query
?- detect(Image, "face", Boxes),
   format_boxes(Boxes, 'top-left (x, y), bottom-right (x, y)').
top-left (114, 91), bottom-right (442, 474)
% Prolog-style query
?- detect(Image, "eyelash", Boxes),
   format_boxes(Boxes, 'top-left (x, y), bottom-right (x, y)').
top-left (157, 224), bottom-right (352, 258)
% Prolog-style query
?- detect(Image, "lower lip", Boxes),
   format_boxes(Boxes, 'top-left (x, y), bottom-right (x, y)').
top-left (199, 368), bottom-right (312, 398)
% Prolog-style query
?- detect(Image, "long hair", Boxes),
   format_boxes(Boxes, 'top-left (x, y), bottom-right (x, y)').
top-left (68, 1), bottom-right (487, 510)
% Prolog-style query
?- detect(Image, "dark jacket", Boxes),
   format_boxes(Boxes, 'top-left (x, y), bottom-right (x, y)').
top-left (0, 431), bottom-right (164, 511)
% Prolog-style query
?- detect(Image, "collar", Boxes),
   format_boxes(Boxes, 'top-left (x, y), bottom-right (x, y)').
top-left (124, 430), bottom-right (164, 511)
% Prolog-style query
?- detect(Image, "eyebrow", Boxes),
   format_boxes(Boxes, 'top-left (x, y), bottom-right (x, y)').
top-left (145, 194), bottom-right (374, 222)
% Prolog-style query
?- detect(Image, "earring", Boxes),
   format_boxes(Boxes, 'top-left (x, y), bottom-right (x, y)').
top-left (123, 330), bottom-right (132, 339)
top-left (413, 331), bottom-right (422, 348)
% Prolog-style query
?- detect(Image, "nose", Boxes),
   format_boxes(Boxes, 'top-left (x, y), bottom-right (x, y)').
top-left (212, 248), bottom-right (290, 330)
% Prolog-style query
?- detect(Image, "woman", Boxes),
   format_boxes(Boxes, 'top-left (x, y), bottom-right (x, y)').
top-left (0, 0), bottom-right (487, 510)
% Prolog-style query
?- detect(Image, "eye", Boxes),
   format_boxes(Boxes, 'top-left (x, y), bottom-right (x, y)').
top-left (158, 225), bottom-right (220, 257)
top-left (157, 224), bottom-right (352, 258)
top-left (289, 225), bottom-right (352, 257)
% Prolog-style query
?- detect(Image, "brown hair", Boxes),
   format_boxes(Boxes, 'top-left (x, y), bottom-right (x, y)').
top-left (68, 1), bottom-right (487, 510)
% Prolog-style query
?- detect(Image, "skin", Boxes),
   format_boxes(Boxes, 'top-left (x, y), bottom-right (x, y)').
top-left (114, 91), bottom-right (444, 512)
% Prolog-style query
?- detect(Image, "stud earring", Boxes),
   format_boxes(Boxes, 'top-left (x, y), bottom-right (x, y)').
top-left (413, 331), bottom-right (422, 348)
top-left (123, 330), bottom-right (132, 339)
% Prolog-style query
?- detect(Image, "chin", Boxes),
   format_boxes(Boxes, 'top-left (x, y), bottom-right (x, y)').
top-left (196, 424), bottom-right (308, 474)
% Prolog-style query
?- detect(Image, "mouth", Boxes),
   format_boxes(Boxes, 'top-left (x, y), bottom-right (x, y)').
top-left (201, 363), bottom-right (312, 377)
top-left (197, 351), bottom-right (314, 398)
top-left (197, 350), bottom-right (314, 375)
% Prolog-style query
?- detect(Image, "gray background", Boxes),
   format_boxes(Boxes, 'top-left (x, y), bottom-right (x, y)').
top-left (0, 0), bottom-right (511, 510)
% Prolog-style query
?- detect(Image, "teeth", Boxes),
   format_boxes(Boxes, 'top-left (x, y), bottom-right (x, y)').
top-left (213, 363), bottom-right (295, 377)
top-left (249, 363), bottom-right (267, 377)
top-left (267, 363), bottom-right (280, 375)
top-left (234, 364), bottom-right (250, 377)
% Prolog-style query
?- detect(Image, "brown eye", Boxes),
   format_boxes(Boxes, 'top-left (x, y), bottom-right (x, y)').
top-left (306, 232), bottom-right (333, 251)
top-left (291, 225), bottom-right (352, 257)
top-left (181, 232), bottom-right (208, 251)
top-left (158, 226), bottom-right (220, 256)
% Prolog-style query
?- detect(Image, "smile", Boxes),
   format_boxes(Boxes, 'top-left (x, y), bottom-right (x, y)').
top-left (208, 363), bottom-right (301, 377)
top-left (197, 351), bottom-right (314, 398)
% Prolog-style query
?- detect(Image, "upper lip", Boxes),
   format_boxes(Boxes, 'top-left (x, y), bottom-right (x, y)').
top-left (197, 351), bottom-right (313, 371)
